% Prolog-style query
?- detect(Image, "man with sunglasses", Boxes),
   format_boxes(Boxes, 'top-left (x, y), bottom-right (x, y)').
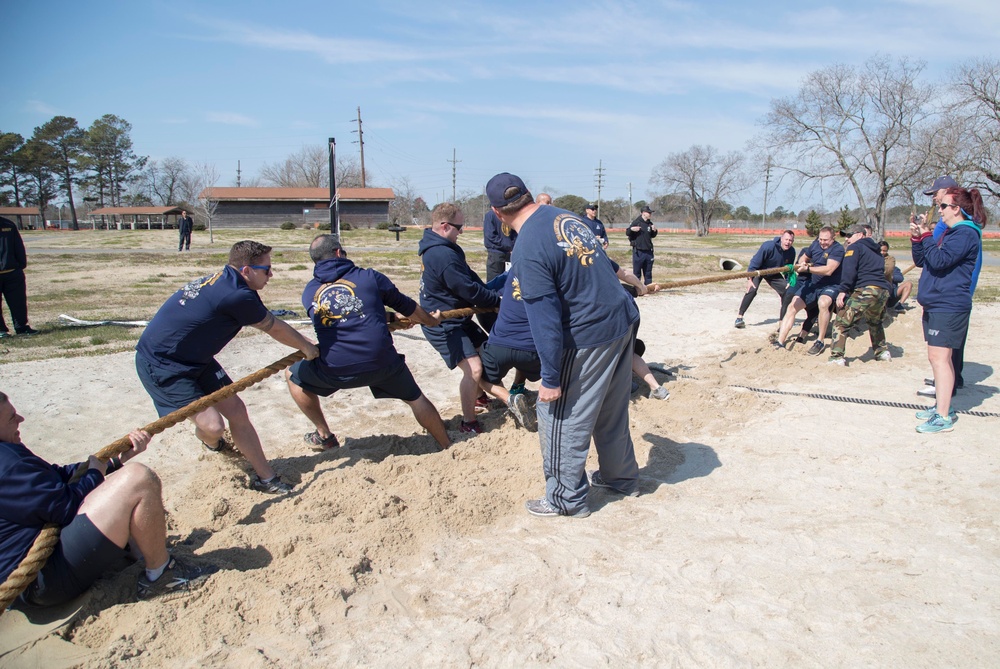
top-left (418, 203), bottom-right (501, 434)
top-left (135, 240), bottom-right (319, 494)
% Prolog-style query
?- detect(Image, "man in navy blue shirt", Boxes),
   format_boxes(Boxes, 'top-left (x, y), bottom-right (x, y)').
top-left (775, 226), bottom-right (844, 355)
top-left (483, 209), bottom-right (516, 282)
top-left (135, 240), bottom-right (319, 494)
top-left (583, 203), bottom-right (609, 248)
top-left (0, 391), bottom-right (210, 605)
top-left (285, 236), bottom-right (451, 450)
top-left (827, 225), bottom-right (892, 365)
top-left (734, 230), bottom-right (795, 329)
top-left (0, 216), bottom-right (38, 337)
top-left (419, 204), bottom-right (502, 434)
top-left (488, 172), bottom-right (640, 519)
top-left (627, 206), bottom-right (658, 285)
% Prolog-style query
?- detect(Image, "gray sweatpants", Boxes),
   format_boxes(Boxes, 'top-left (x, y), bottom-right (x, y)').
top-left (538, 323), bottom-right (639, 515)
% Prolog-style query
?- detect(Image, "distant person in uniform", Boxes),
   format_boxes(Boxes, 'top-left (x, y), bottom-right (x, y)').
top-left (178, 210), bottom-right (194, 252)
top-left (627, 206), bottom-right (657, 285)
top-left (583, 203), bottom-right (609, 248)
top-left (0, 216), bottom-right (38, 337)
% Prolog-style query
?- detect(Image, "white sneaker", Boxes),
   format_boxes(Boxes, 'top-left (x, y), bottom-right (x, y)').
top-left (876, 350), bottom-right (891, 362)
top-left (828, 357), bottom-right (846, 366)
top-left (917, 385), bottom-right (936, 398)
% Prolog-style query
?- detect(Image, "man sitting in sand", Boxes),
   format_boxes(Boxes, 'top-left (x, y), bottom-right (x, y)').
top-left (135, 240), bottom-right (319, 494)
top-left (0, 391), bottom-right (211, 605)
top-left (285, 236), bottom-right (451, 450)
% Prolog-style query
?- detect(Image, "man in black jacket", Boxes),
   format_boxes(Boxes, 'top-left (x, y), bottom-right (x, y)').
top-left (0, 216), bottom-right (37, 337)
top-left (178, 210), bottom-right (194, 252)
top-left (626, 206), bottom-right (657, 285)
top-left (828, 224), bottom-right (892, 366)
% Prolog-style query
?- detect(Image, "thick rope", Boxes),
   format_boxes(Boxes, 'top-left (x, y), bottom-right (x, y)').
top-left (650, 264), bottom-right (789, 292)
top-left (387, 306), bottom-right (497, 331)
top-left (0, 350), bottom-right (305, 615)
top-left (732, 385), bottom-right (1000, 418)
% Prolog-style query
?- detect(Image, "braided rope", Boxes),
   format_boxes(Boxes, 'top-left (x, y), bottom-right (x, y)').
top-left (387, 306), bottom-right (498, 332)
top-left (0, 350), bottom-right (305, 615)
top-left (732, 385), bottom-right (1000, 418)
top-left (650, 265), bottom-right (789, 292)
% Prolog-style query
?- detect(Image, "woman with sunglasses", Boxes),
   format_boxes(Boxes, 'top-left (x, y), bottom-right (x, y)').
top-left (909, 186), bottom-right (986, 433)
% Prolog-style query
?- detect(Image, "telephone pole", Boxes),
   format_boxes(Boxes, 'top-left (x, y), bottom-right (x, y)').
top-left (351, 106), bottom-right (366, 188)
top-left (762, 155), bottom-right (771, 229)
top-left (594, 160), bottom-right (605, 216)
top-left (627, 182), bottom-right (633, 211)
top-left (236, 160), bottom-right (241, 187)
top-left (447, 148), bottom-right (461, 202)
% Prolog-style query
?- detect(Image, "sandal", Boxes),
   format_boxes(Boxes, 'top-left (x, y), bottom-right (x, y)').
top-left (304, 431), bottom-right (340, 451)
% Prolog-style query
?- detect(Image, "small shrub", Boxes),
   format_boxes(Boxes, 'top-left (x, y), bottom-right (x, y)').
top-left (376, 221), bottom-right (390, 230)
top-left (335, 222), bottom-right (347, 231)
top-left (193, 224), bottom-right (206, 231)
top-left (280, 221), bottom-right (296, 230)
top-left (288, 264), bottom-right (308, 271)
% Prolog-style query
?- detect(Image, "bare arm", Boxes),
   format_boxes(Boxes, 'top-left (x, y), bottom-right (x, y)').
top-left (806, 259), bottom-right (840, 277)
top-left (616, 268), bottom-right (647, 296)
top-left (404, 305), bottom-right (442, 327)
top-left (252, 313), bottom-right (319, 360)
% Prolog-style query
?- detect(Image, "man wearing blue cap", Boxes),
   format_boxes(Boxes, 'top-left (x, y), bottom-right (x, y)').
top-left (486, 172), bottom-right (640, 519)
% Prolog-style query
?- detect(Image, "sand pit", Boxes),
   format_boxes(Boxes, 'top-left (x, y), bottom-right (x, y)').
top-left (1, 284), bottom-right (998, 668)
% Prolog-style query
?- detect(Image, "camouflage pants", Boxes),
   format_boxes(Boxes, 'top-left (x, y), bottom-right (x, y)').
top-left (830, 286), bottom-right (889, 359)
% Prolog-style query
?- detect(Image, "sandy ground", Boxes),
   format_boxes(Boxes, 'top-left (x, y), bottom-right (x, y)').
top-left (1, 279), bottom-right (999, 668)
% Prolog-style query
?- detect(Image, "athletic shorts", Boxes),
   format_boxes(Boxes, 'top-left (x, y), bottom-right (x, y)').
top-left (799, 282), bottom-right (839, 307)
top-left (289, 356), bottom-right (422, 402)
top-left (136, 354), bottom-right (233, 417)
top-left (886, 284), bottom-right (900, 307)
top-left (22, 514), bottom-right (127, 608)
top-left (922, 310), bottom-right (971, 349)
top-left (479, 341), bottom-right (541, 384)
top-left (421, 319), bottom-right (487, 370)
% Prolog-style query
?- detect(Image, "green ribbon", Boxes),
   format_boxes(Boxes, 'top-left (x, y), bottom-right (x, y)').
top-left (784, 264), bottom-right (797, 288)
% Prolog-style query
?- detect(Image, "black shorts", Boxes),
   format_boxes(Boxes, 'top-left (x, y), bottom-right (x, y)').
top-left (421, 319), bottom-right (487, 370)
top-left (922, 310), bottom-right (971, 349)
top-left (289, 356), bottom-right (422, 402)
top-left (799, 282), bottom-right (838, 307)
top-left (23, 514), bottom-right (127, 608)
top-left (136, 353), bottom-right (232, 417)
top-left (479, 341), bottom-right (541, 384)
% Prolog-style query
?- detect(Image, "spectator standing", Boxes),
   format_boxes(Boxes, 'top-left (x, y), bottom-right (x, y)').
top-left (178, 210), bottom-right (194, 252)
top-left (0, 216), bottom-right (38, 337)
top-left (627, 206), bottom-right (658, 285)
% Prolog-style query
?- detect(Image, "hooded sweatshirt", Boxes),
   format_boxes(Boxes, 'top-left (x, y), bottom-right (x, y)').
top-left (912, 220), bottom-right (983, 312)
top-left (748, 236), bottom-right (795, 272)
top-left (0, 217), bottom-right (27, 272)
top-left (303, 256), bottom-right (415, 375)
top-left (417, 228), bottom-right (500, 315)
top-left (837, 237), bottom-right (890, 295)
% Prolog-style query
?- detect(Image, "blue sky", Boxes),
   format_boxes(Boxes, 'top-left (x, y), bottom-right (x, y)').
top-left (3, 0), bottom-right (999, 213)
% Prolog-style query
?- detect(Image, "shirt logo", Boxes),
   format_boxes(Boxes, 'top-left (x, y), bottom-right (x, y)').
top-left (179, 272), bottom-right (221, 305)
top-left (553, 213), bottom-right (598, 266)
top-left (313, 281), bottom-right (364, 326)
top-left (511, 277), bottom-right (522, 301)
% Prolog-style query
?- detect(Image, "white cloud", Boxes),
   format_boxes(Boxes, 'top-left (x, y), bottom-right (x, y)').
top-left (206, 112), bottom-right (259, 127)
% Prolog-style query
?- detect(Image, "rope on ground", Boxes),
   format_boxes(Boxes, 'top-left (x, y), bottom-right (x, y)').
top-left (731, 385), bottom-right (1000, 418)
top-left (650, 265), bottom-right (789, 292)
top-left (0, 350), bottom-right (305, 616)
top-left (388, 306), bottom-right (498, 331)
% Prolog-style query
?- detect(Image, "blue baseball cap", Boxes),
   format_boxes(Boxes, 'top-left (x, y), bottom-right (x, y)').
top-left (923, 175), bottom-right (959, 195)
top-left (486, 173), bottom-right (530, 208)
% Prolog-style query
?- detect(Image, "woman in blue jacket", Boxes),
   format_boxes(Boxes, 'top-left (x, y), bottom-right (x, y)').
top-left (910, 187), bottom-right (986, 434)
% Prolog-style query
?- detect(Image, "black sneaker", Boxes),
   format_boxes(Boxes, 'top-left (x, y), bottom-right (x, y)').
top-left (459, 420), bottom-right (483, 434)
top-left (304, 431), bottom-right (339, 451)
top-left (15, 327), bottom-right (39, 336)
top-left (588, 470), bottom-right (639, 497)
top-left (734, 317), bottom-right (746, 329)
top-left (137, 556), bottom-right (212, 600)
top-left (249, 474), bottom-right (293, 494)
top-left (807, 341), bottom-right (825, 356)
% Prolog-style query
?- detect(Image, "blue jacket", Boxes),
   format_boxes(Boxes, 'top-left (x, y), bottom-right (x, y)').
top-left (912, 220), bottom-right (982, 312)
top-left (0, 441), bottom-right (104, 583)
top-left (483, 210), bottom-right (516, 255)
top-left (748, 236), bottom-right (795, 272)
top-left (837, 237), bottom-right (890, 294)
top-left (304, 257), bottom-right (416, 375)
top-left (418, 228), bottom-right (500, 314)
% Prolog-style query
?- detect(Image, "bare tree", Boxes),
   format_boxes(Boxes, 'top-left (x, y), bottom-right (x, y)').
top-left (758, 55), bottom-right (935, 238)
top-left (137, 156), bottom-right (193, 205)
top-left (388, 176), bottom-right (429, 226)
top-left (650, 145), bottom-right (748, 236)
top-left (949, 58), bottom-right (1000, 200)
top-left (194, 162), bottom-right (220, 244)
top-left (258, 145), bottom-right (364, 189)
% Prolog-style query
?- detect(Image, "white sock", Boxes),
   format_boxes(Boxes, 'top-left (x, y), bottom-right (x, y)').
top-left (145, 556), bottom-right (171, 582)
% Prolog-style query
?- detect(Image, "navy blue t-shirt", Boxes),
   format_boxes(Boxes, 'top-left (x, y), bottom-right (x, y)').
top-left (136, 265), bottom-right (269, 374)
top-left (488, 272), bottom-right (534, 351)
top-left (512, 205), bottom-right (638, 349)
top-left (304, 257), bottom-right (415, 375)
top-left (803, 239), bottom-right (845, 288)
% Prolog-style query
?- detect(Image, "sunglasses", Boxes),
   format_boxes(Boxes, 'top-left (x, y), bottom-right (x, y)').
top-left (445, 221), bottom-right (463, 230)
top-left (248, 264), bottom-right (272, 273)
top-left (938, 203), bottom-right (959, 210)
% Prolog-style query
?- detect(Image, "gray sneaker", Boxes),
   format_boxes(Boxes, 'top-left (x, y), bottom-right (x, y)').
top-left (525, 498), bottom-right (590, 518)
top-left (137, 556), bottom-right (213, 600)
top-left (249, 474), bottom-right (293, 494)
top-left (650, 386), bottom-right (669, 400)
top-left (807, 341), bottom-right (825, 356)
top-left (588, 470), bottom-right (639, 497)
top-left (507, 392), bottom-right (537, 431)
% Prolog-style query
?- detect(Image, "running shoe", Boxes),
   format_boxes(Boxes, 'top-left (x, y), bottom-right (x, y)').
top-left (734, 317), bottom-right (746, 329)
top-left (524, 498), bottom-right (590, 518)
top-left (137, 556), bottom-right (213, 600)
top-left (915, 407), bottom-right (957, 421)
top-left (916, 413), bottom-right (955, 434)
top-left (304, 431), bottom-right (339, 451)
top-left (459, 420), bottom-right (483, 434)
top-left (588, 470), bottom-right (640, 497)
top-left (807, 341), bottom-right (825, 356)
top-left (249, 474), bottom-right (294, 494)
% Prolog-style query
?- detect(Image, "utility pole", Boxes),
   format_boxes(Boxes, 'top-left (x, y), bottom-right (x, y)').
top-left (447, 148), bottom-right (461, 202)
top-left (328, 137), bottom-right (338, 235)
top-left (627, 182), bottom-right (633, 211)
top-left (762, 155), bottom-right (771, 230)
top-left (351, 107), bottom-right (366, 188)
top-left (236, 160), bottom-right (241, 188)
top-left (594, 160), bottom-right (605, 217)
